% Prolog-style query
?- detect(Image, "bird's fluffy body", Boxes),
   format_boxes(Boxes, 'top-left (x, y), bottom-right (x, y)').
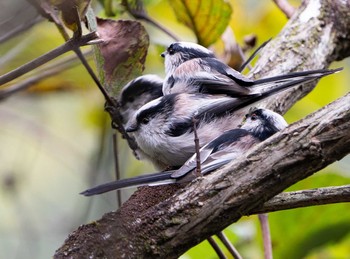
top-left (161, 42), bottom-right (341, 97)
top-left (81, 108), bottom-right (287, 196)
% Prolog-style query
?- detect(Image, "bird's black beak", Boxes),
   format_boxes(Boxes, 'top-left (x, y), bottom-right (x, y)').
top-left (161, 51), bottom-right (167, 58)
top-left (126, 124), bottom-right (138, 133)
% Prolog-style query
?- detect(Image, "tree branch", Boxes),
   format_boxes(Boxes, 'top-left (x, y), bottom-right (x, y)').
top-left (0, 31), bottom-right (98, 86)
top-left (0, 50), bottom-right (89, 100)
top-left (54, 0), bottom-right (350, 258)
top-left (272, 0), bottom-right (295, 18)
top-left (55, 93), bottom-right (350, 258)
top-left (251, 184), bottom-right (350, 214)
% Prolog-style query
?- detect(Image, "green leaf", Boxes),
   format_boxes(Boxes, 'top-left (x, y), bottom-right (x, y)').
top-left (86, 10), bottom-right (149, 96)
top-left (169, 0), bottom-right (232, 46)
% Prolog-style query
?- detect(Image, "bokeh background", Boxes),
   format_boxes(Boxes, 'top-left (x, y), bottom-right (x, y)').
top-left (0, 0), bottom-right (349, 258)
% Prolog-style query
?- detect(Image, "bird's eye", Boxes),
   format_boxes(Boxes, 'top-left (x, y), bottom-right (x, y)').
top-left (168, 46), bottom-right (175, 55)
top-left (250, 114), bottom-right (257, 120)
top-left (141, 117), bottom-right (150, 124)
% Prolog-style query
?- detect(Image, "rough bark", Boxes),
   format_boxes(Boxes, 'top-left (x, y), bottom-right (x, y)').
top-left (251, 184), bottom-right (350, 214)
top-left (55, 0), bottom-right (350, 258)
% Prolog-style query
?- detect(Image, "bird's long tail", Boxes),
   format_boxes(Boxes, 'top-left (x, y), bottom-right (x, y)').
top-left (81, 170), bottom-right (176, 196)
top-left (251, 67), bottom-right (343, 94)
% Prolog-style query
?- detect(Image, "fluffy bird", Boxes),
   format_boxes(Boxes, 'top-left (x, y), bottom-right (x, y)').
top-left (117, 74), bottom-right (163, 160)
top-left (81, 108), bottom-right (287, 196)
top-left (124, 64), bottom-right (333, 169)
top-left (118, 74), bottom-right (163, 126)
top-left (161, 41), bottom-right (341, 96)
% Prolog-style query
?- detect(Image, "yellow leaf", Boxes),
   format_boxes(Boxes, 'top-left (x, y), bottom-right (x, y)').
top-left (169, 0), bottom-right (232, 46)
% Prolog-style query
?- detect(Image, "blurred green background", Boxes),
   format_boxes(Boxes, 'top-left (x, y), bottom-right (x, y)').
top-left (0, 0), bottom-right (349, 258)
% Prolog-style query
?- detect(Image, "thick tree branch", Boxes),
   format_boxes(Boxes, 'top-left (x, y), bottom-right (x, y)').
top-left (55, 0), bottom-right (350, 258)
top-left (249, 0), bottom-right (350, 114)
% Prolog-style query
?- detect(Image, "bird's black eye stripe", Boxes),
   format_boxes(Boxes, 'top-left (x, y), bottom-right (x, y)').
top-left (136, 107), bottom-right (158, 125)
top-left (141, 117), bottom-right (150, 124)
top-left (247, 109), bottom-right (264, 121)
top-left (250, 113), bottom-right (257, 120)
top-left (168, 44), bottom-right (176, 55)
top-left (136, 95), bottom-right (176, 127)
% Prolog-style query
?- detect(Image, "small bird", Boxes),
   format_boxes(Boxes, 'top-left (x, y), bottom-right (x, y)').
top-left (161, 41), bottom-right (342, 96)
top-left (125, 93), bottom-right (245, 169)
top-left (118, 74), bottom-right (163, 126)
top-left (117, 74), bottom-right (164, 161)
top-left (81, 108), bottom-right (287, 196)
top-left (123, 66), bottom-right (326, 169)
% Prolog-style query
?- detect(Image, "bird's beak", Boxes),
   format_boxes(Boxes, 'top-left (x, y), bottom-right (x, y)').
top-left (125, 122), bottom-right (138, 133)
top-left (161, 51), bottom-right (167, 58)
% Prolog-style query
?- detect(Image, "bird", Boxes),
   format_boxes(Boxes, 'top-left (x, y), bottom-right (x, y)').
top-left (123, 63), bottom-right (333, 169)
top-left (118, 74), bottom-right (163, 126)
top-left (125, 93), bottom-right (246, 169)
top-left (160, 41), bottom-right (342, 96)
top-left (117, 74), bottom-right (164, 161)
top-left (81, 108), bottom-right (287, 196)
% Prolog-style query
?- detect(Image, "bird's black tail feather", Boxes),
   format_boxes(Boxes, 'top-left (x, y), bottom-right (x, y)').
top-left (253, 67), bottom-right (342, 86)
top-left (81, 170), bottom-right (175, 196)
top-left (233, 68), bottom-right (342, 112)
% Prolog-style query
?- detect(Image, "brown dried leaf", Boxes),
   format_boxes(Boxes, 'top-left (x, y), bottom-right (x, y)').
top-left (95, 18), bottom-right (149, 95)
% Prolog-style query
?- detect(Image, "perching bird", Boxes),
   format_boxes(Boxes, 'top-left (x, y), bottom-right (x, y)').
top-left (124, 64), bottom-right (334, 169)
top-left (81, 108), bottom-right (287, 196)
top-left (119, 74), bottom-right (163, 126)
top-left (161, 41), bottom-right (341, 96)
top-left (117, 74), bottom-right (164, 161)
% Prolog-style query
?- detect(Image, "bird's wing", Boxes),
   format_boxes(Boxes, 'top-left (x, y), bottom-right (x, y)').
top-left (200, 133), bottom-right (261, 174)
top-left (168, 58), bottom-right (254, 96)
top-left (191, 58), bottom-right (255, 96)
top-left (166, 95), bottom-right (240, 137)
top-left (171, 129), bottom-right (255, 179)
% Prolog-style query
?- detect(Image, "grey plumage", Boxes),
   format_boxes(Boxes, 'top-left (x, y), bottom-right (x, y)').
top-left (161, 42), bottom-right (342, 96)
top-left (81, 108), bottom-right (287, 196)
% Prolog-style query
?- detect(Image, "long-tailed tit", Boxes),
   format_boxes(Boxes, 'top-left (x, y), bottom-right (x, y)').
top-left (81, 108), bottom-right (287, 196)
top-left (119, 74), bottom-right (163, 126)
top-left (116, 74), bottom-right (163, 161)
top-left (123, 65), bottom-right (322, 169)
top-left (125, 93), bottom-right (238, 169)
top-left (161, 41), bottom-right (342, 95)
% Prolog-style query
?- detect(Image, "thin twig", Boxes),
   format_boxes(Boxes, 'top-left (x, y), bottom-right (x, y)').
top-left (122, 0), bottom-right (180, 41)
top-left (192, 117), bottom-right (201, 177)
top-left (113, 133), bottom-right (122, 208)
top-left (193, 116), bottom-right (228, 258)
top-left (258, 214), bottom-right (273, 259)
top-left (69, 6), bottom-right (115, 106)
top-left (216, 232), bottom-right (243, 259)
top-left (0, 50), bottom-right (87, 100)
top-left (272, 0), bottom-right (295, 19)
top-left (239, 39), bottom-right (271, 72)
top-left (207, 237), bottom-right (226, 259)
top-left (0, 16), bottom-right (43, 44)
top-left (0, 31), bottom-right (98, 86)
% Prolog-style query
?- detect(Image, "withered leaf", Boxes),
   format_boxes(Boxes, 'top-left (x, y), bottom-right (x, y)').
top-left (95, 18), bottom-right (149, 95)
